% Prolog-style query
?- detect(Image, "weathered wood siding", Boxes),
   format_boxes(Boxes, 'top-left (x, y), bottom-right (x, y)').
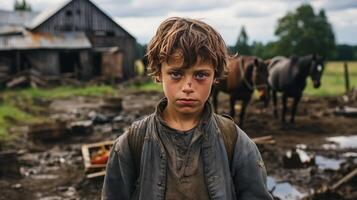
top-left (33, 0), bottom-right (137, 79)
top-left (27, 51), bottom-right (60, 75)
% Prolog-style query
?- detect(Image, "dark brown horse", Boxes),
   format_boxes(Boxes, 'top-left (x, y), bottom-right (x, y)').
top-left (267, 54), bottom-right (324, 124)
top-left (212, 55), bottom-right (269, 126)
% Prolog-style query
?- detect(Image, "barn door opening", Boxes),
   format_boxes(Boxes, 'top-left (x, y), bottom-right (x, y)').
top-left (92, 52), bottom-right (102, 76)
top-left (59, 51), bottom-right (79, 75)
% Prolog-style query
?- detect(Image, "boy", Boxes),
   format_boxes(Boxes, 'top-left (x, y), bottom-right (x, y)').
top-left (102, 17), bottom-right (273, 200)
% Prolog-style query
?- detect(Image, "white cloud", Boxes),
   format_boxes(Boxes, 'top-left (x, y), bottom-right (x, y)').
top-left (1, 0), bottom-right (356, 45)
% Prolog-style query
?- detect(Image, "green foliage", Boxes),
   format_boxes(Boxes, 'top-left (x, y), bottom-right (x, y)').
top-left (14, 0), bottom-right (32, 11)
top-left (274, 4), bottom-right (335, 58)
top-left (251, 41), bottom-right (278, 59)
top-left (335, 45), bottom-right (357, 60)
top-left (136, 42), bottom-right (147, 59)
top-left (233, 26), bottom-right (251, 55)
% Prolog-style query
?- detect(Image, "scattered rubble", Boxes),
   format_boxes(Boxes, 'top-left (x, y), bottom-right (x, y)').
top-left (0, 150), bottom-right (21, 178)
top-left (0, 89), bottom-right (356, 199)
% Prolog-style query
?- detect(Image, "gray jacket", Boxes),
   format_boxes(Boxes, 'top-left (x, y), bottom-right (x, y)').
top-left (102, 101), bottom-right (273, 200)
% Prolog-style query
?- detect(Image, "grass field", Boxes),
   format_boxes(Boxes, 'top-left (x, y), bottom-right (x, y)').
top-left (0, 85), bottom-right (116, 140)
top-left (305, 61), bottom-right (357, 96)
top-left (130, 61), bottom-right (357, 97)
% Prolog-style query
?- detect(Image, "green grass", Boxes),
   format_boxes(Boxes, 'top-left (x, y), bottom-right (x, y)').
top-left (0, 85), bottom-right (117, 140)
top-left (2, 85), bottom-right (116, 100)
top-left (0, 104), bottom-right (45, 140)
top-left (129, 80), bottom-right (163, 92)
top-left (305, 61), bottom-right (357, 96)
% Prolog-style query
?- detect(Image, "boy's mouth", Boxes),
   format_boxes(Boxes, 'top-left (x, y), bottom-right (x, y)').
top-left (176, 98), bottom-right (197, 106)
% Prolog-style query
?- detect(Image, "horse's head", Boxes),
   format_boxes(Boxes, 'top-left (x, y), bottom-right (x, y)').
top-left (309, 54), bottom-right (324, 88)
top-left (252, 58), bottom-right (269, 106)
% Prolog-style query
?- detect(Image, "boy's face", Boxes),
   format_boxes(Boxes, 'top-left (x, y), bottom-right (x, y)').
top-left (157, 55), bottom-right (215, 116)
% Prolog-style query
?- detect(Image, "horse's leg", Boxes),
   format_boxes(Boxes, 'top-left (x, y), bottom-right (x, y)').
top-left (229, 95), bottom-right (236, 119)
top-left (239, 98), bottom-right (250, 127)
top-left (290, 94), bottom-right (302, 124)
top-left (281, 93), bottom-right (288, 123)
top-left (272, 89), bottom-right (278, 119)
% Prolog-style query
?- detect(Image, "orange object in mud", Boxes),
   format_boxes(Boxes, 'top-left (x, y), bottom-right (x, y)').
top-left (91, 153), bottom-right (109, 165)
top-left (90, 146), bottom-right (110, 165)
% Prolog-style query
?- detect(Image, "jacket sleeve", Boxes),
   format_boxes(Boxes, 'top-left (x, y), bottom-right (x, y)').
top-left (231, 126), bottom-right (273, 200)
top-left (102, 131), bottom-right (136, 200)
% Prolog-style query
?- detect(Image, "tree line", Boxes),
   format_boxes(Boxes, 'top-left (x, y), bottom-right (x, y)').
top-left (229, 4), bottom-right (356, 60)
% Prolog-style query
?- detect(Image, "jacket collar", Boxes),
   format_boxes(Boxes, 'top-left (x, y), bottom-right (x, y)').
top-left (153, 97), bottom-right (213, 133)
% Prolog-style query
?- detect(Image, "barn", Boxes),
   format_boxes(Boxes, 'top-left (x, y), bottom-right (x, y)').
top-left (0, 0), bottom-right (137, 84)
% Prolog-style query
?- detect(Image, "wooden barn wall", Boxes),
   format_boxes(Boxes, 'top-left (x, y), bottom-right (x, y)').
top-left (34, 0), bottom-right (137, 79)
top-left (27, 50), bottom-right (60, 76)
top-left (0, 52), bottom-right (12, 79)
top-left (101, 51), bottom-right (123, 80)
top-left (89, 36), bottom-right (136, 79)
top-left (34, 0), bottom-right (127, 37)
top-left (79, 50), bottom-right (92, 79)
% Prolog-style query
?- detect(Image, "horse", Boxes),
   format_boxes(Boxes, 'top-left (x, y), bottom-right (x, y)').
top-left (212, 55), bottom-right (269, 126)
top-left (267, 54), bottom-right (324, 124)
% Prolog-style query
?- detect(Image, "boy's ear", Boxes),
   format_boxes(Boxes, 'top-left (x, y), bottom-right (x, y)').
top-left (155, 75), bottom-right (162, 83)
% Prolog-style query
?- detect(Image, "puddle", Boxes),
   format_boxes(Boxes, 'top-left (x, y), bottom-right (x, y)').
top-left (325, 135), bottom-right (357, 149)
top-left (342, 152), bottom-right (357, 158)
top-left (315, 155), bottom-right (344, 170)
top-left (267, 176), bottom-right (306, 200)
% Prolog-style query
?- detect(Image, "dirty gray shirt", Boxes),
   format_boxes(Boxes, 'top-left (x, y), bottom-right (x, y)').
top-left (157, 120), bottom-right (210, 200)
top-left (155, 99), bottom-right (210, 200)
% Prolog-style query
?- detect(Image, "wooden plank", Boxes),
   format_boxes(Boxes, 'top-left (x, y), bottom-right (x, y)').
top-left (331, 168), bottom-right (357, 190)
top-left (86, 170), bottom-right (106, 179)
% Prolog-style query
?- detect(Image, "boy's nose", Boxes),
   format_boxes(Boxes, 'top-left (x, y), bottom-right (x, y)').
top-left (182, 80), bottom-right (194, 94)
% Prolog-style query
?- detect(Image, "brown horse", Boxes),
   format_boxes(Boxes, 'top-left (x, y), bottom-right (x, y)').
top-left (211, 55), bottom-right (269, 126)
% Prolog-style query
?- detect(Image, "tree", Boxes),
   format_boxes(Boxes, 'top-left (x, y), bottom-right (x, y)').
top-left (14, 0), bottom-right (32, 11)
top-left (234, 26), bottom-right (251, 55)
top-left (274, 4), bottom-right (335, 58)
top-left (251, 41), bottom-right (277, 60)
top-left (335, 44), bottom-right (356, 60)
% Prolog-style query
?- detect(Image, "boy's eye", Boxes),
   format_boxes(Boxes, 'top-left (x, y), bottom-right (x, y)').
top-left (195, 72), bottom-right (209, 80)
top-left (169, 71), bottom-right (182, 80)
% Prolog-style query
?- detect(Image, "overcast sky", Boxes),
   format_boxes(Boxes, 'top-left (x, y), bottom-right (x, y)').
top-left (1, 0), bottom-right (356, 45)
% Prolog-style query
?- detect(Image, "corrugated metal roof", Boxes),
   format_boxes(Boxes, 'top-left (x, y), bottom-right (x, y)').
top-left (0, 9), bottom-right (39, 26)
top-left (0, 31), bottom-right (92, 50)
top-left (0, 25), bottom-right (26, 35)
top-left (29, 0), bottom-right (72, 29)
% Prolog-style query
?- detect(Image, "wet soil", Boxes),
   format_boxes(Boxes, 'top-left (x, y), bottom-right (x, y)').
top-left (0, 89), bottom-right (356, 200)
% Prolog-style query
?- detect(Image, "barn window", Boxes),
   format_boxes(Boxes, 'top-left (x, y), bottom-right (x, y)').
top-left (94, 30), bottom-right (106, 36)
top-left (106, 31), bottom-right (115, 36)
top-left (66, 10), bottom-right (73, 17)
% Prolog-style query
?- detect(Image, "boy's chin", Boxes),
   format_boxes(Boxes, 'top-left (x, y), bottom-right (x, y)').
top-left (176, 106), bottom-right (203, 115)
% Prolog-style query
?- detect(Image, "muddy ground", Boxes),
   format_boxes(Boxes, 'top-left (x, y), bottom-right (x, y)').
top-left (0, 88), bottom-right (356, 200)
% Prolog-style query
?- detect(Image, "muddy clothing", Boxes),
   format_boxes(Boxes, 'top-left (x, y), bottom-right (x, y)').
top-left (156, 101), bottom-right (210, 200)
top-left (102, 98), bottom-right (273, 200)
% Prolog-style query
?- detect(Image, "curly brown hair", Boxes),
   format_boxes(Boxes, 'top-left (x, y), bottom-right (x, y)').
top-left (146, 17), bottom-right (228, 79)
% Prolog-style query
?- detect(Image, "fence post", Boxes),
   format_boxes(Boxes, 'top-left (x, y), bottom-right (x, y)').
top-left (344, 61), bottom-right (350, 93)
